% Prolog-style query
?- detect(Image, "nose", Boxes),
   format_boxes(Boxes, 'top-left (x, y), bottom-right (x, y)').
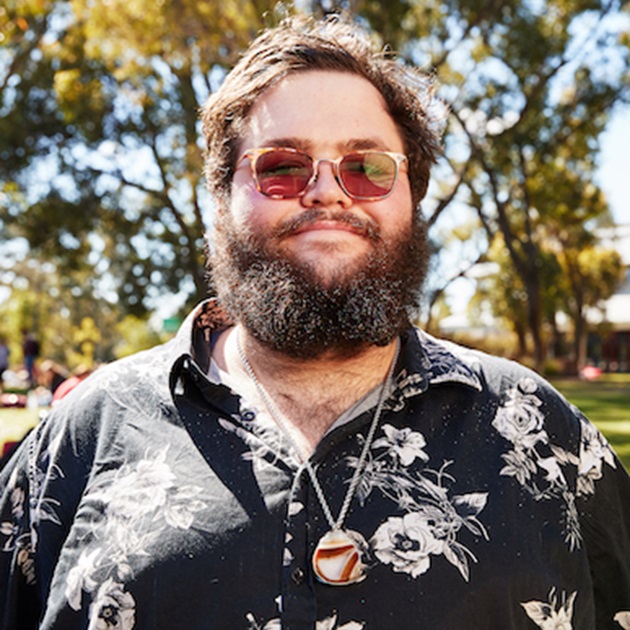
top-left (300, 160), bottom-right (352, 208)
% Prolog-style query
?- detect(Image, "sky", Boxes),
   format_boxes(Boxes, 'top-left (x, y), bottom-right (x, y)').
top-left (597, 105), bottom-right (630, 226)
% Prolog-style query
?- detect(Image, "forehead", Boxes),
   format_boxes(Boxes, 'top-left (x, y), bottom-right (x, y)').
top-left (240, 70), bottom-right (404, 154)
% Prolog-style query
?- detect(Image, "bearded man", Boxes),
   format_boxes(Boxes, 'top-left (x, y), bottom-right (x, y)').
top-left (1, 15), bottom-right (629, 630)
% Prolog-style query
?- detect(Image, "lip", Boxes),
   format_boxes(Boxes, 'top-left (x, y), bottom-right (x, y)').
top-left (291, 220), bottom-right (364, 236)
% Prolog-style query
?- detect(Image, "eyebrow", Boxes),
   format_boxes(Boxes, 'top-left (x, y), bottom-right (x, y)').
top-left (259, 137), bottom-right (392, 153)
top-left (263, 137), bottom-right (313, 151)
top-left (343, 138), bottom-right (390, 152)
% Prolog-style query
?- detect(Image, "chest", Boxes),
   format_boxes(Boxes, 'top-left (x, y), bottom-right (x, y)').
top-left (43, 389), bottom-right (593, 629)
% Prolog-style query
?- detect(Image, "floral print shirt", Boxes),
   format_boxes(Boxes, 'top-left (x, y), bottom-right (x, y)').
top-left (1, 300), bottom-right (629, 630)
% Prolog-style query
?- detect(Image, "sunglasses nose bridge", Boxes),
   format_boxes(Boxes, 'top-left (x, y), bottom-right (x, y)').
top-left (308, 157), bottom-right (347, 195)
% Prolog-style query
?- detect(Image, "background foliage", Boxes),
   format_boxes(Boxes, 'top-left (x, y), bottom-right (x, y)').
top-left (1, 0), bottom-right (628, 373)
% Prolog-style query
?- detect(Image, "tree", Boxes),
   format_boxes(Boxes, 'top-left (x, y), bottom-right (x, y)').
top-left (1, 0), bottom-right (280, 319)
top-left (394, 0), bottom-right (628, 370)
top-left (0, 258), bottom-right (116, 368)
top-left (524, 147), bottom-right (624, 371)
top-left (0, 257), bottom-right (172, 371)
top-left (468, 235), bottom-right (563, 362)
top-left (565, 246), bottom-right (624, 371)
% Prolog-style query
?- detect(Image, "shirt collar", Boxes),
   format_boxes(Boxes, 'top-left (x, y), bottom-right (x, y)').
top-left (169, 299), bottom-right (233, 374)
top-left (382, 329), bottom-right (482, 412)
top-left (168, 299), bottom-right (483, 400)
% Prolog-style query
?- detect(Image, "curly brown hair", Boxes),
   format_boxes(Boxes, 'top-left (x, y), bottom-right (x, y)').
top-left (200, 14), bottom-right (445, 211)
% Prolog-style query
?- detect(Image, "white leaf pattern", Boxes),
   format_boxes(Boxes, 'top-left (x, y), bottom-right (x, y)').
top-left (246, 607), bottom-right (365, 629)
top-left (493, 377), bottom-right (617, 550)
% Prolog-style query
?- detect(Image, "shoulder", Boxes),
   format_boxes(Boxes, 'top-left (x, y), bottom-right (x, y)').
top-left (409, 327), bottom-right (589, 443)
top-left (409, 326), bottom-right (554, 394)
top-left (416, 331), bottom-right (626, 490)
top-left (63, 339), bottom-right (176, 410)
top-left (24, 341), bottom-right (178, 461)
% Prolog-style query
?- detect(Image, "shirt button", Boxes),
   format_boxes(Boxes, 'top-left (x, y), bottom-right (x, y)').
top-left (291, 567), bottom-right (305, 585)
top-left (241, 410), bottom-right (256, 421)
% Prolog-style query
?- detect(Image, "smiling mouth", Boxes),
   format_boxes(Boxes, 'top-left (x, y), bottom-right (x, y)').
top-left (273, 209), bottom-right (380, 241)
top-left (293, 220), bottom-right (363, 235)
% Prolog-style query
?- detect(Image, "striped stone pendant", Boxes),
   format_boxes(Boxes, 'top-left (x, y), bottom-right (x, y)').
top-left (312, 529), bottom-right (368, 586)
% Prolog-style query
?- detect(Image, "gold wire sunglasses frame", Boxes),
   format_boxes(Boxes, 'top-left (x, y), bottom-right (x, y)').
top-left (238, 147), bottom-right (408, 201)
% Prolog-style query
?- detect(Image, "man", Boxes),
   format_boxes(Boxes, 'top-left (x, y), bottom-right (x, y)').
top-left (1, 15), bottom-right (629, 630)
top-left (0, 336), bottom-right (9, 386)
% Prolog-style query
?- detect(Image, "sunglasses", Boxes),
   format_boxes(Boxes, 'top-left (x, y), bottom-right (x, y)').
top-left (238, 147), bottom-right (408, 200)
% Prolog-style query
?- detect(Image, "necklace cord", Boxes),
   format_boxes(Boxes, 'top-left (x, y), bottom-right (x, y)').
top-left (236, 330), bottom-right (400, 532)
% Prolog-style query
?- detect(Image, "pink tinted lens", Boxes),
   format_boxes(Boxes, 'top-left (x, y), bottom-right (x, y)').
top-left (339, 153), bottom-right (396, 198)
top-left (255, 151), bottom-right (313, 197)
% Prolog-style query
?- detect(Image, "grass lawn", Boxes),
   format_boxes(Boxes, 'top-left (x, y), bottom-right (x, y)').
top-left (1, 374), bottom-right (629, 471)
top-left (0, 406), bottom-right (39, 456)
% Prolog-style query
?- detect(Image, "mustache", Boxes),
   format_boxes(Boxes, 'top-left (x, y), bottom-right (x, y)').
top-left (270, 208), bottom-right (381, 241)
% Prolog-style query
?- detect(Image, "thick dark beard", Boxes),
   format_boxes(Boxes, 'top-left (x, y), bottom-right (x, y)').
top-left (208, 209), bottom-right (429, 359)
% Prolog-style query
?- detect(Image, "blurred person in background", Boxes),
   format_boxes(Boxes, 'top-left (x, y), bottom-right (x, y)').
top-left (51, 364), bottom-right (95, 405)
top-left (20, 330), bottom-right (40, 388)
top-left (0, 337), bottom-right (9, 388)
top-left (38, 360), bottom-right (68, 397)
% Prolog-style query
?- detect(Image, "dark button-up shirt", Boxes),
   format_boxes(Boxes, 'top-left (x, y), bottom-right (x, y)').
top-left (1, 301), bottom-right (629, 629)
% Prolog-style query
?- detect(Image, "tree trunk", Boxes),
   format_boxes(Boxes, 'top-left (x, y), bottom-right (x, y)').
top-left (524, 271), bottom-right (545, 372)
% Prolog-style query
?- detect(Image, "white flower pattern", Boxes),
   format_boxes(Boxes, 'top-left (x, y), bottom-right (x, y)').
top-left (353, 423), bottom-right (489, 582)
top-left (1, 319), bottom-right (626, 628)
top-left (614, 611), bottom-right (630, 629)
top-left (88, 578), bottom-right (136, 630)
top-left (372, 512), bottom-right (444, 577)
top-left (521, 588), bottom-right (576, 629)
top-left (0, 434), bottom-right (62, 586)
top-left (493, 377), bottom-right (617, 550)
top-left (62, 447), bottom-right (207, 628)
top-left (372, 425), bottom-right (429, 466)
top-left (247, 608), bottom-right (364, 629)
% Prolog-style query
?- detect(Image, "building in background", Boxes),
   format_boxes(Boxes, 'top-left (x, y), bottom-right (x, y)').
top-left (437, 224), bottom-right (630, 374)
top-left (589, 224), bottom-right (630, 372)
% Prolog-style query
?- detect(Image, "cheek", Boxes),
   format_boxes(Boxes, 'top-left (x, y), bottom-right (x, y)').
top-left (228, 188), bottom-right (302, 241)
top-left (228, 178), bottom-right (269, 229)
top-left (373, 188), bottom-right (414, 236)
top-left (230, 170), bottom-right (304, 233)
top-left (228, 186), bottom-right (254, 225)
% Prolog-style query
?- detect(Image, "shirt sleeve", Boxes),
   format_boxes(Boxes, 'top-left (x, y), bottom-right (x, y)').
top-left (575, 415), bottom-right (630, 626)
top-left (0, 433), bottom-right (42, 629)
top-left (0, 399), bottom-right (98, 630)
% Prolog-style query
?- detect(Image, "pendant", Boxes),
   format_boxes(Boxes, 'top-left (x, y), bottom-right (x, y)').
top-left (312, 529), bottom-right (368, 586)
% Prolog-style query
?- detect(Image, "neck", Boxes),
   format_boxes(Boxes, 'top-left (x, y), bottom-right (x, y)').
top-left (215, 325), bottom-right (399, 454)
top-left (243, 328), bottom-right (397, 383)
